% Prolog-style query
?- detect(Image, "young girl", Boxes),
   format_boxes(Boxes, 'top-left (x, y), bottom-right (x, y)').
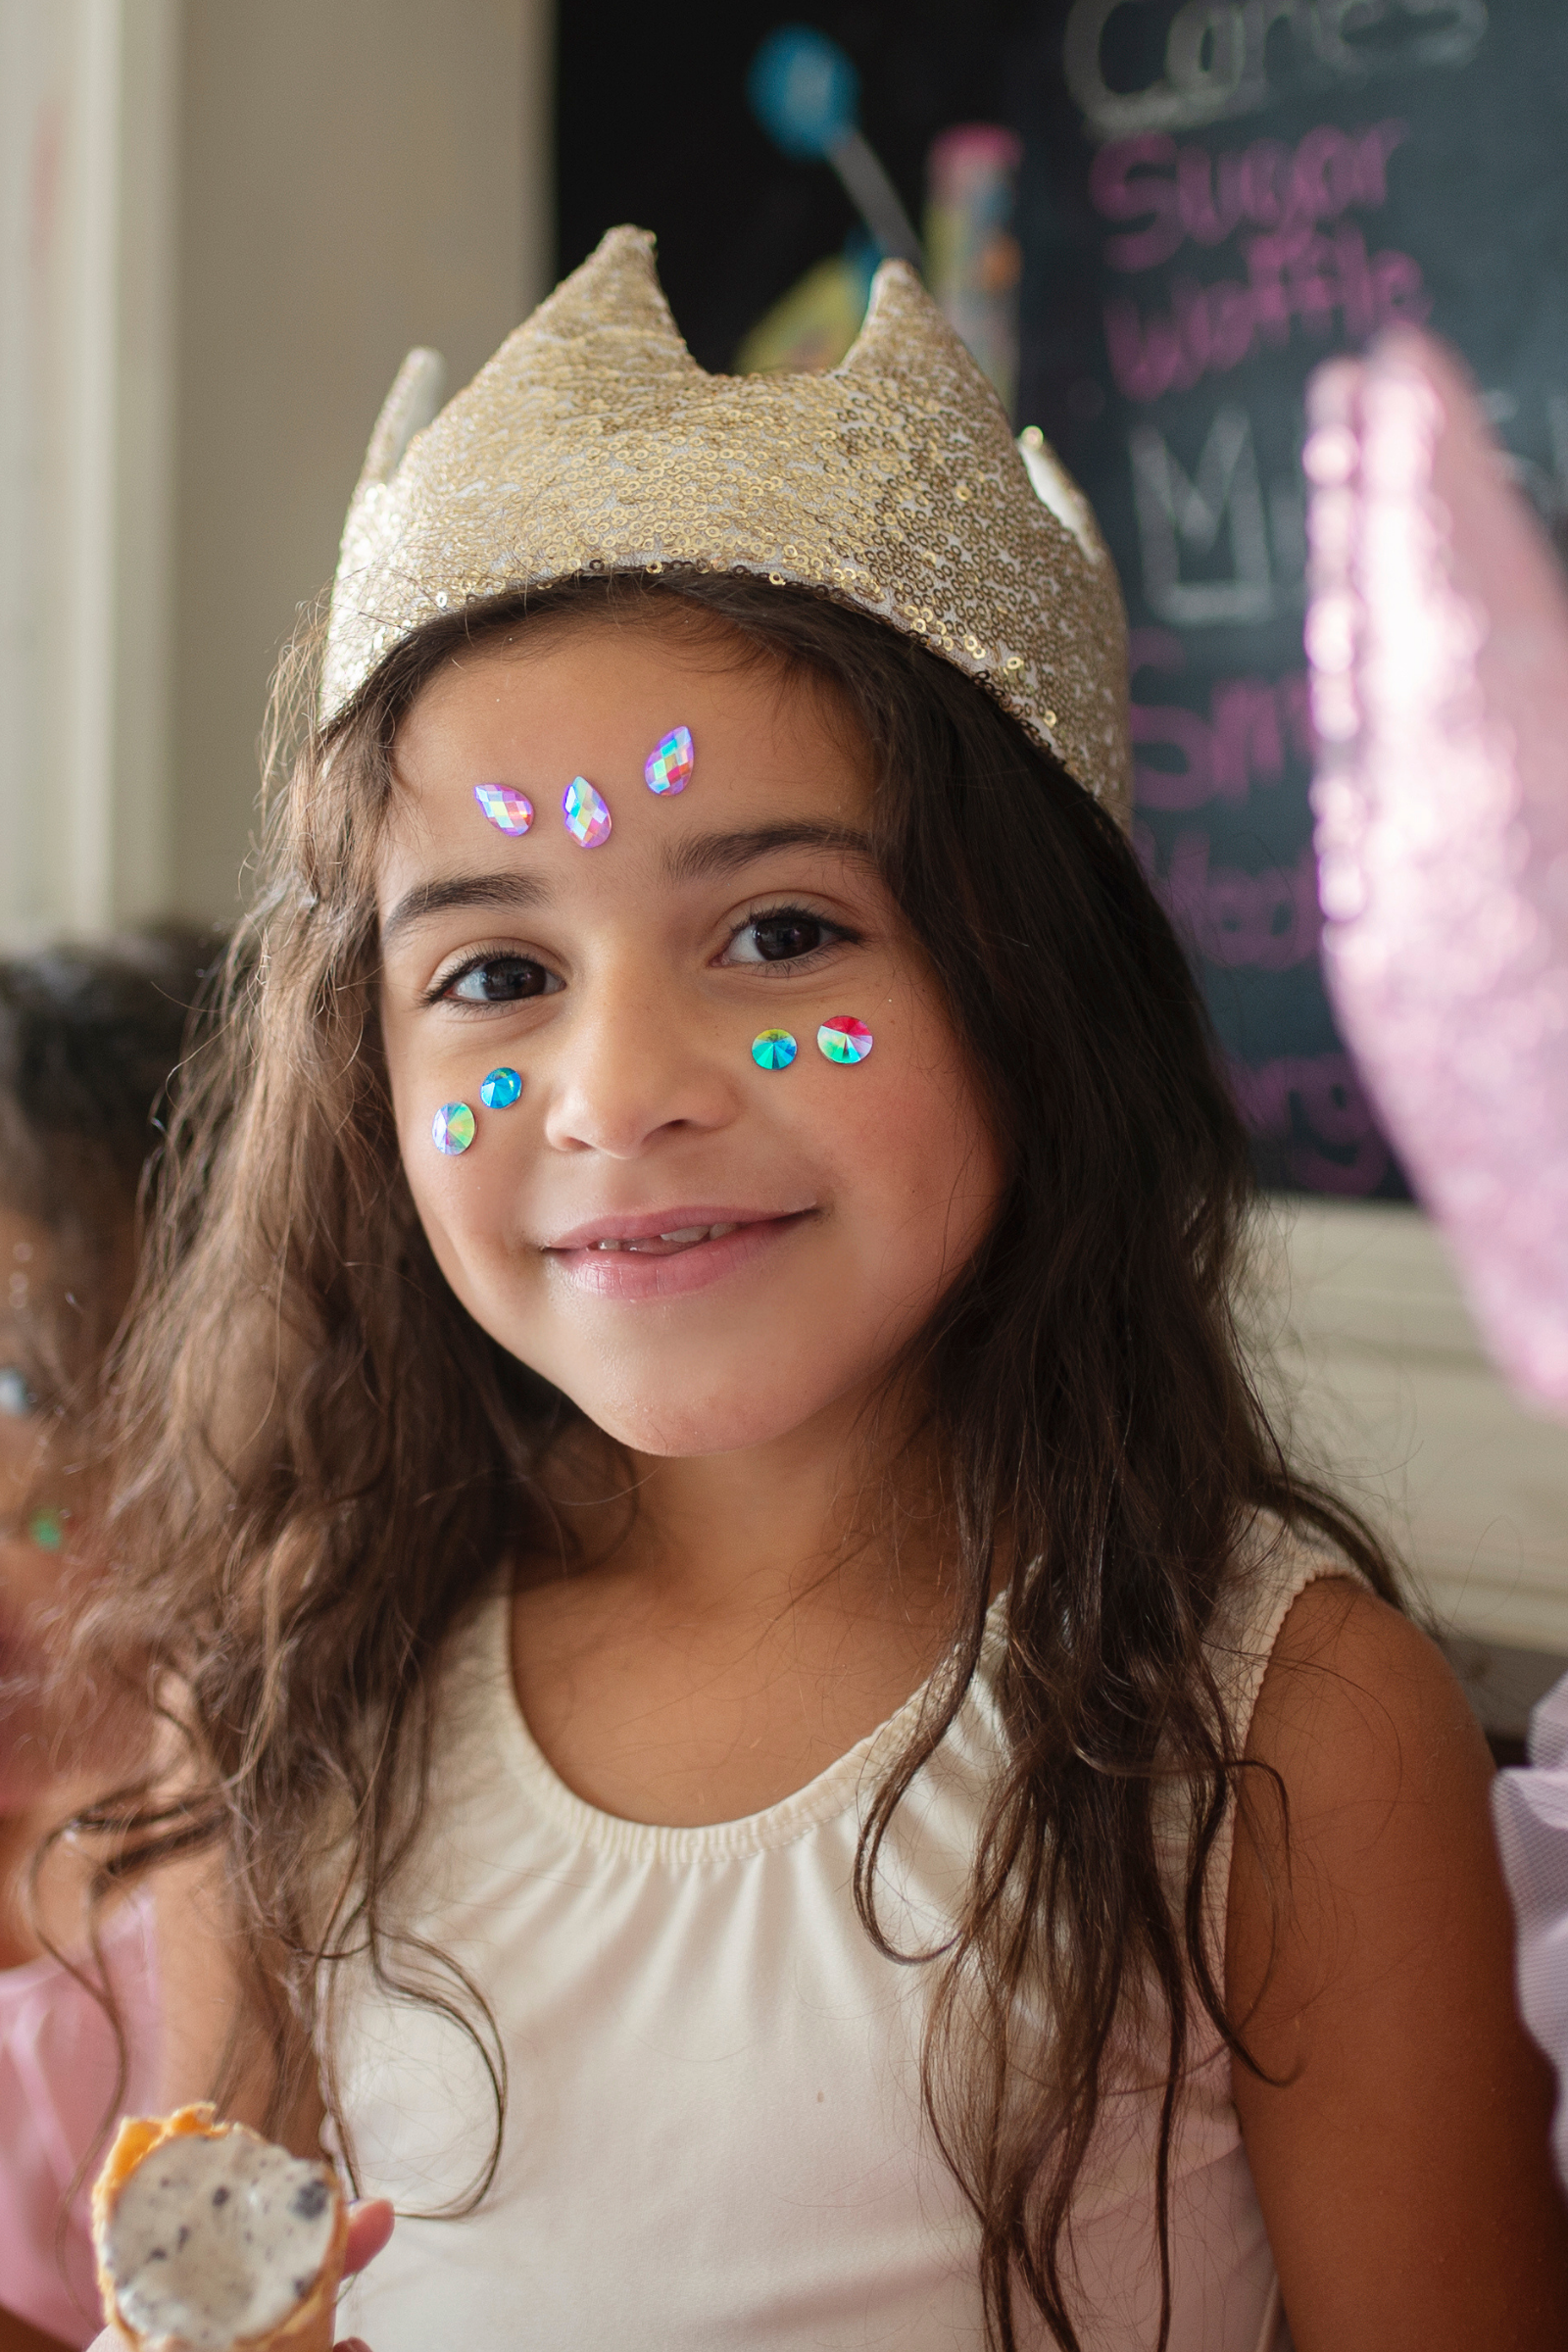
top-left (0, 938), bottom-right (212, 2351)
top-left (84, 231), bottom-right (1568, 2352)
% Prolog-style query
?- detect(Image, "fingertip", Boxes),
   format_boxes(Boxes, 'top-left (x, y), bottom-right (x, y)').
top-left (343, 2192), bottom-right (395, 2274)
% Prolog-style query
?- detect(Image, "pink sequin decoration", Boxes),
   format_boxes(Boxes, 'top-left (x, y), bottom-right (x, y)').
top-left (1307, 329), bottom-right (1568, 1417)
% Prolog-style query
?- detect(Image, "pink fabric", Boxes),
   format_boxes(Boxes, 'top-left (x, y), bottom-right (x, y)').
top-left (1305, 327), bottom-right (1568, 1415)
top-left (1302, 327), bottom-right (1568, 2189)
top-left (0, 1892), bottom-right (161, 2346)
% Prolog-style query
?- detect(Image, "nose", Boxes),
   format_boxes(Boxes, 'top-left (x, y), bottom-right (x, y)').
top-left (541, 970), bottom-right (739, 1159)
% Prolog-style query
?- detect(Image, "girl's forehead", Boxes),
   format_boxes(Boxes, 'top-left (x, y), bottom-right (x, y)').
top-left (399, 618), bottom-right (850, 762)
top-left (380, 620), bottom-right (874, 885)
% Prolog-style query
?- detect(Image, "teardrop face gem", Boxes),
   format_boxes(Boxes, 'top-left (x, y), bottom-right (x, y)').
top-left (645, 725), bottom-right (694, 795)
top-left (563, 776), bottom-right (612, 847)
top-left (473, 783), bottom-right (534, 835)
top-left (816, 1015), bottom-right (873, 1064)
top-left (751, 1028), bottom-right (798, 1071)
top-left (431, 1102), bottom-right (476, 1154)
top-left (480, 1065), bottom-right (522, 1109)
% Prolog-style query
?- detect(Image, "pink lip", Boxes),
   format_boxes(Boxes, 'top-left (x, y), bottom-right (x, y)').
top-left (545, 1206), bottom-right (812, 1300)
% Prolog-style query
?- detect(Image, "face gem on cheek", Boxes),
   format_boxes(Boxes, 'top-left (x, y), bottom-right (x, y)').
top-left (816, 1015), bottom-right (873, 1064)
top-left (644, 725), bottom-right (694, 794)
top-left (472, 783), bottom-right (534, 835)
top-left (563, 777), bottom-right (612, 847)
top-left (479, 1065), bottom-right (522, 1108)
top-left (431, 1102), bottom-right (476, 1154)
top-left (751, 1028), bottom-right (798, 1070)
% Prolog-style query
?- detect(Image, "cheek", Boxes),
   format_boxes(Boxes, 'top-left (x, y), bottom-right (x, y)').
top-left (398, 1095), bottom-right (530, 1280)
top-left (827, 1017), bottom-right (999, 1233)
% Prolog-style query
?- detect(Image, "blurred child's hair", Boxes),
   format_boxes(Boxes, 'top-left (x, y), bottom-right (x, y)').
top-left (0, 933), bottom-right (220, 1400)
top-left (89, 578), bottom-right (1399, 2352)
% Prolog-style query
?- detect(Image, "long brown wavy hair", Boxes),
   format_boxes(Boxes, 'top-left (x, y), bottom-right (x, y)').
top-left (85, 570), bottom-right (1398, 2352)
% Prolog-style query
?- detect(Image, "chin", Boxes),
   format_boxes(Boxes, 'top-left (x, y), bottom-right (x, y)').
top-left (559, 1365), bottom-right (857, 1459)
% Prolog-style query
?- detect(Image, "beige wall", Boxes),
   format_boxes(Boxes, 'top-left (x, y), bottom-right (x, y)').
top-left (172, 0), bottom-right (552, 918)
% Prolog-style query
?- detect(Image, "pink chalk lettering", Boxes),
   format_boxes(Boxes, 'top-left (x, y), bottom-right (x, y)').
top-left (1210, 677), bottom-right (1285, 800)
top-left (1132, 702), bottom-right (1213, 807)
top-left (1227, 1052), bottom-right (1391, 1196)
top-left (1090, 133), bottom-right (1184, 273)
top-left (1104, 225), bottom-right (1431, 401)
top-left (1135, 825), bottom-right (1322, 971)
top-left (1177, 145), bottom-right (1247, 247)
top-left (1277, 671), bottom-right (1313, 767)
top-left (1093, 119), bottom-right (1408, 275)
top-left (1130, 634), bottom-right (1304, 811)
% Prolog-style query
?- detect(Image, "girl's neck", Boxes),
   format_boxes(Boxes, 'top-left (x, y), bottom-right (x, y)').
top-left (513, 1397), bottom-right (967, 1829)
top-left (542, 1384), bottom-right (952, 1622)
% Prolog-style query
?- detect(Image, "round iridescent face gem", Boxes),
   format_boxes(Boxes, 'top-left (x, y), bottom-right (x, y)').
top-left (816, 1015), bottom-right (873, 1065)
top-left (751, 1028), bottom-right (798, 1071)
top-left (431, 1102), bottom-right (476, 1154)
top-left (563, 776), bottom-right (612, 848)
top-left (473, 783), bottom-right (534, 836)
top-left (479, 1065), bottom-right (522, 1109)
top-left (645, 724), bottom-right (694, 795)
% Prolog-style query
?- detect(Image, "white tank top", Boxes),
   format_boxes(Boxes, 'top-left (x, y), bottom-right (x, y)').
top-left (331, 1524), bottom-right (1352, 2351)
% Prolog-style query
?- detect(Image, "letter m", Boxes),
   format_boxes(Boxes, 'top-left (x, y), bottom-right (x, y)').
top-left (1129, 407), bottom-right (1273, 625)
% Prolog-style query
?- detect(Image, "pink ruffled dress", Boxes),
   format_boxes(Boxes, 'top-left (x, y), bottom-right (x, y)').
top-left (1302, 326), bottom-right (1568, 2183)
top-left (0, 1891), bottom-right (161, 2345)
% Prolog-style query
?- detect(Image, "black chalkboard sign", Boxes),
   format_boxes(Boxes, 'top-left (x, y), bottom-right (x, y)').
top-left (560, 0), bottom-right (1568, 1197)
top-left (1016, 0), bottom-right (1568, 1195)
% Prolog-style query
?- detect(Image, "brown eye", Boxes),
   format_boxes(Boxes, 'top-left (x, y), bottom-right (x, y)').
top-left (723, 908), bottom-right (850, 966)
top-left (752, 916), bottom-right (825, 961)
top-left (447, 956), bottom-right (561, 1004)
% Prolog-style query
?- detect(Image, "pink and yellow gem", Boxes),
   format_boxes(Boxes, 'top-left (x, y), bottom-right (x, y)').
top-left (817, 1015), bottom-right (873, 1064)
top-left (473, 783), bottom-right (533, 835)
top-left (564, 776), bottom-right (612, 847)
top-left (645, 725), bottom-right (694, 795)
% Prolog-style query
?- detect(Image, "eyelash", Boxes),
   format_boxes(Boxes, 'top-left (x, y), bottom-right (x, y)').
top-left (720, 903), bottom-right (859, 970)
top-left (424, 943), bottom-right (559, 1009)
top-left (422, 903), bottom-right (859, 1007)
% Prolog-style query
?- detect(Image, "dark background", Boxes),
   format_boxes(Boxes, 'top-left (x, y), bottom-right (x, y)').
top-left (559, 2), bottom-right (1568, 1199)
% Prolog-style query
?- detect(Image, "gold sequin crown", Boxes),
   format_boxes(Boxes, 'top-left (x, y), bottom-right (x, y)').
top-left (323, 225), bottom-right (1131, 821)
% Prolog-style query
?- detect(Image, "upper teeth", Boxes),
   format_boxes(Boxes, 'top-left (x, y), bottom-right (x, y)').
top-left (588, 1223), bottom-right (738, 1251)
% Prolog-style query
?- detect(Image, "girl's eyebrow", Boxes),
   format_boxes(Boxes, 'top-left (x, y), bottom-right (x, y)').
top-left (661, 822), bottom-right (875, 884)
top-left (382, 870), bottom-right (554, 944)
top-left (383, 824), bottom-right (877, 943)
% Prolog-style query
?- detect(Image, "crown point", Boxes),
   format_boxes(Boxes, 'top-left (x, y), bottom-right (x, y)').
top-left (360, 348), bottom-right (446, 491)
top-left (502, 222), bottom-right (697, 385)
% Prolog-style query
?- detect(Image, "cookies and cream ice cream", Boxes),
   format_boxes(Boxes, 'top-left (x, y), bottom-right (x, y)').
top-left (92, 2106), bottom-right (346, 2351)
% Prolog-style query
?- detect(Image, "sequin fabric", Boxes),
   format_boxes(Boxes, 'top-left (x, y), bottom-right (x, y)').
top-left (323, 227), bottom-right (1130, 824)
top-left (1307, 330), bottom-right (1568, 1415)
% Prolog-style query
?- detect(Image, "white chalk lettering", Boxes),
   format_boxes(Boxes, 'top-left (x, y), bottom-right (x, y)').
top-left (1131, 408), bottom-right (1274, 623)
top-left (1064, 0), bottom-right (1488, 142)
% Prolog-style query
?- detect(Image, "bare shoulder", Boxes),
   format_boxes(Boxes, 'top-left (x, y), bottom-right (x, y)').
top-left (1244, 1572), bottom-right (1488, 1796)
top-left (1224, 1569), bottom-right (1568, 2350)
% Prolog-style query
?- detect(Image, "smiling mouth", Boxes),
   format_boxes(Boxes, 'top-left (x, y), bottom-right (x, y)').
top-left (584, 1223), bottom-right (740, 1258)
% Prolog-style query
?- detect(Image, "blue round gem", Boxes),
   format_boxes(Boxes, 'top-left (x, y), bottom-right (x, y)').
top-left (752, 1028), bottom-right (798, 1071)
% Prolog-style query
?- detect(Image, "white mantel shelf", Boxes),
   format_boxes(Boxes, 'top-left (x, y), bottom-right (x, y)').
top-left (1251, 1196), bottom-right (1568, 1664)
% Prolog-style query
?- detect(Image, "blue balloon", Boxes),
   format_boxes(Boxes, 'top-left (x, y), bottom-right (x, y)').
top-left (747, 25), bottom-right (858, 161)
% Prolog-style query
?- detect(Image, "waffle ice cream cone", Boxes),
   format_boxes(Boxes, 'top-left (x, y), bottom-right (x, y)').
top-left (92, 2106), bottom-right (347, 2352)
